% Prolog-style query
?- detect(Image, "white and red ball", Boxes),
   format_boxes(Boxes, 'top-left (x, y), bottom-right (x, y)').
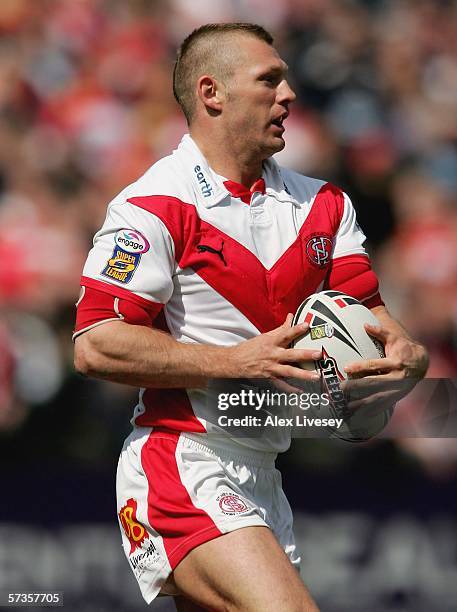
top-left (291, 290), bottom-right (392, 442)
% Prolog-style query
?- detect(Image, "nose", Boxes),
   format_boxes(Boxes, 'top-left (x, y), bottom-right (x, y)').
top-left (277, 79), bottom-right (296, 105)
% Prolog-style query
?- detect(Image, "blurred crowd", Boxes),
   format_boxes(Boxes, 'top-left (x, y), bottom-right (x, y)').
top-left (0, 0), bottom-right (456, 475)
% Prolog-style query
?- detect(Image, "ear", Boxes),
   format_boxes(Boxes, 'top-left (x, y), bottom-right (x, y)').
top-left (196, 75), bottom-right (225, 114)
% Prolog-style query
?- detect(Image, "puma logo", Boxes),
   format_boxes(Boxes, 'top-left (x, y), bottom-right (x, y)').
top-left (197, 242), bottom-right (227, 266)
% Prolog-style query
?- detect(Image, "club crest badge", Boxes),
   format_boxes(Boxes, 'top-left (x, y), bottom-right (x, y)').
top-left (305, 233), bottom-right (333, 268)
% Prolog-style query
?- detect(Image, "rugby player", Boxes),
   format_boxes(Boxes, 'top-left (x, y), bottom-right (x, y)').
top-left (74, 23), bottom-right (428, 611)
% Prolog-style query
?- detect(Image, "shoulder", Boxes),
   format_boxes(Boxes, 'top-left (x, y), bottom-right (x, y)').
top-left (124, 151), bottom-right (194, 203)
top-left (278, 166), bottom-right (325, 197)
top-left (276, 164), bottom-right (346, 215)
top-left (279, 165), bottom-right (344, 201)
top-left (101, 150), bottom-right (198, 233)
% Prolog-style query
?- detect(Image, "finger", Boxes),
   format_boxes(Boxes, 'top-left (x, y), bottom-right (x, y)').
top-left (278, 322), bottom-right (310, 347)
top-left (345, 376), bottom-right (405, 402)
top-left (364, 323), bottom-right (390, 343)
top-left (284, 313), bottom-right (294, 328)
top-left (270, 377), bottom-right (306, 394)
top-left (269, 314), bottom-right (308, 341)
top-left (343, 375), bottom-right (402, 392)
top-left (273, 364), bottom-right (321, 382)
top-left (280, 347), bottom-right (322, 363)
top-left (345, 379), bottom-right (413, 414)
top-left (348, 381), bottom-right (415, 407)
top-left (268, 313), bottom-right (294, 335)
top-left (342, 377), bottom-right (378, 398)
top-left (347, 386), bottom-right (395, 407)
top-left (347, 393), bottom-right (397, 417)
top-left (344, 358), bottom-right (398, 377)
top-left (284, 377), bottom-right (322, 394)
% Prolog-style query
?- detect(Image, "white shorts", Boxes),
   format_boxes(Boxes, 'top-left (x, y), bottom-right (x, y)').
top-left (116, 428), bottom-right (301, 604)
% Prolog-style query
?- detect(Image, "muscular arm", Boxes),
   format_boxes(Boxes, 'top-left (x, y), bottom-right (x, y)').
top-left (74, 316), bottom-right (322, 388)
top-left (75, 322), bottom-right (227, 388)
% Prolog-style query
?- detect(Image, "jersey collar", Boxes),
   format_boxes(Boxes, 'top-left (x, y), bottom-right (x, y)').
top-left (263, 157), bottom-right (300, 207)
top-left (175, 134), bottom-right (299, 208)
top-left (223, 177), bottom-right (266, 205)
top-left (175, 135), bottom-right (230, 208)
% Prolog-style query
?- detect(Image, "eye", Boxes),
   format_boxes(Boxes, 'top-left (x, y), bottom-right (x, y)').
top-left (261, 75), bottom-right (278, 86)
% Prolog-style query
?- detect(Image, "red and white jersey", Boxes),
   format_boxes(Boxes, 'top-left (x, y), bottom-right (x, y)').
top-left (75, 134), bottom-right (383, 452)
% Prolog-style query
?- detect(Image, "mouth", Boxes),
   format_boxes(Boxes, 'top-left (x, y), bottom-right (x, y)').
top-left (270, 112), bottom-right (288, 132)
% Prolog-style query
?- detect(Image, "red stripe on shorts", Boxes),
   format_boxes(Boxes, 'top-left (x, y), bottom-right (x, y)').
top-left (141, 431), bottom-right (222, 569)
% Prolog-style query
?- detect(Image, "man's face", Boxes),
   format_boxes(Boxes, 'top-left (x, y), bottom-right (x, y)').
top-left (221, 36), bottom-right (296, 159)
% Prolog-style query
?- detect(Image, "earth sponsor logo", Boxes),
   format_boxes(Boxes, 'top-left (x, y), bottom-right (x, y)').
top-left (194, 165), bottom-right (213, 198)
top-left (114, 229), bottom-right (149, 254)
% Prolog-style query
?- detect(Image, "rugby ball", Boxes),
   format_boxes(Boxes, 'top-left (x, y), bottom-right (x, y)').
top-left (291, 290), bottom-right (393, 442)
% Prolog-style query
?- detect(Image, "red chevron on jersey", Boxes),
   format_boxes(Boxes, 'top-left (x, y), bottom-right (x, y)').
top-left (127, 182), bottom-right (345, 333)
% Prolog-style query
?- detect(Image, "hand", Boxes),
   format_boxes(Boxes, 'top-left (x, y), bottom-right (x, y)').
top-left (228, 314), bottom-right (322, 383)
top-left (342, 323), bottom-right (429, 415)
top-left (345, 323), bottom-right (429, 380)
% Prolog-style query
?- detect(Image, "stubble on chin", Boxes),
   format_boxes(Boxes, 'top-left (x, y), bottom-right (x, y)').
top-left (263, 136), bottom-right (286, 158)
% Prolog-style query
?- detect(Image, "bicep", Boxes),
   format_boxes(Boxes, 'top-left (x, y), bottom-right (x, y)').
top-left (74, 320), bottom-right (128, 375)
top-left (74, 319), bottom-right (169, 377)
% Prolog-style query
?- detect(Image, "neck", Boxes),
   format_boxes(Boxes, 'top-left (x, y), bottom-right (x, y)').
top-left (190, 127), bottom-right (264, 189)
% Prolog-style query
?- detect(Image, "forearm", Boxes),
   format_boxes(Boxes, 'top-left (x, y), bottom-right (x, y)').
top-left (370, 305), bottom-right (412, 340)
top-left (74, 316), bottom-right (322, 389)
top-left (74, 321), bottom-right (238, 388)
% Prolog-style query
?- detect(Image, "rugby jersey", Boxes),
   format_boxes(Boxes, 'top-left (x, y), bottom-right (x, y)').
top-left (75, 134), bottom-right (382, 452)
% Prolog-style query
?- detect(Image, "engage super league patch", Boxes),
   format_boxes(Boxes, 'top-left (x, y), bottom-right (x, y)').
top-left (101, 228), bottom-right (149, 283)
top-left (102, 248), bottom-right (140, 283)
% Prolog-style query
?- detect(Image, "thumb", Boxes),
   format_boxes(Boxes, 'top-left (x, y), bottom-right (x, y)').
top-left (365, 323), bottom-right (388, 342)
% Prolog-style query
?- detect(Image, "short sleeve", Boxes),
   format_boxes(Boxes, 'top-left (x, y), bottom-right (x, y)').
top-left (81, 200), bottom-right (175, 306)
top-left (332, 192), bottom-right (367, 260)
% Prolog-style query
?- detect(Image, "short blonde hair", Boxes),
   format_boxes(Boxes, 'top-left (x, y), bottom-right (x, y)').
top-left (173, 23), bottom-right (274, 125)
